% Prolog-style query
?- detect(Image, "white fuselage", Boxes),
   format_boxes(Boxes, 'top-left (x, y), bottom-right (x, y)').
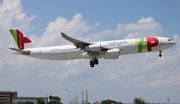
top-left (14, 37), bottom-right (176, 60)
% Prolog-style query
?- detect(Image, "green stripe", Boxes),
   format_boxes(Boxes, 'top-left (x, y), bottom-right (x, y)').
top-left (134, 38), bottom-right (147, 52)
top-left (10, 29), bottom-right (18, 45)
top-left (141, 38), bottom-right (147, 51)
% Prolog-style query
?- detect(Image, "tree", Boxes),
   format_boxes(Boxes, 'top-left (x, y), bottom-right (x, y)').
top-left (117, 101), bottom-right (123, 104)
top-left (133, 97), bottom-right (147, 104)
top-left (49, 95), bottom-right (52, 102)
top-left (101, 99), bottom-right (122, 104)
top-left (36, 97), bottom-right (45, 104)
top-left (48, 95), bottom-right (62, 104)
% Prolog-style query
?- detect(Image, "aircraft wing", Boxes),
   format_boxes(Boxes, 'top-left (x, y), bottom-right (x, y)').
top-left (61, 33), bottom-right (91, 48)
top-left (61, 33), bottom-right (110, 51)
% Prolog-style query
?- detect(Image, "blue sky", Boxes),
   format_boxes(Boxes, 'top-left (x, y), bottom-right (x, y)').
top-left (21, 0), bottom-right (180, 37)
top-left (0, 0), bottom-right (180, 104)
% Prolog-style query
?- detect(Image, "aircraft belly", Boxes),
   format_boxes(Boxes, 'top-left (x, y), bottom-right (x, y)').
top-left (119, 45), bottom-right (137, 55)
top-left (46, 51), bottom-right (77, 60)
top-left (64, 51), bottom-right (84, 60)
top-left (28, 49), bottom-right (90, 60)
top-left (55, 49), bottom-right (88, 60)
top-left (50, 53), bottom-right (66, 60)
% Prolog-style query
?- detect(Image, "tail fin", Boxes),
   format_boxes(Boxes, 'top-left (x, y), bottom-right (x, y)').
top-left (10, 29), bottom-right (32, 50)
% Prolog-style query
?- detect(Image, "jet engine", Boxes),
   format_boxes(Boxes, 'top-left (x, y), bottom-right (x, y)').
top-left (104, 49), bottom-right (120, 56)
top-left (85, 44), bottom-right (102, 51)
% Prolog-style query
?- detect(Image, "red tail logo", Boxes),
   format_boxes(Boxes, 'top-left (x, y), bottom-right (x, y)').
top-left (17, 30), bottom-right (31, 50)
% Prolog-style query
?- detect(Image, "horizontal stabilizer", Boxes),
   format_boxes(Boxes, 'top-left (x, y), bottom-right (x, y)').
top-left (8, 47), bottom-right (30, 55)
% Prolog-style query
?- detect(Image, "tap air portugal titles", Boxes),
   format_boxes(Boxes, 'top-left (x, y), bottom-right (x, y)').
top-left (9, 29), bottom-right (176, 68)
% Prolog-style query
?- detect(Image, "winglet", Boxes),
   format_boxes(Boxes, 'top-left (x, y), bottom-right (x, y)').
top-left (61, 32), bottom-right (68, 39)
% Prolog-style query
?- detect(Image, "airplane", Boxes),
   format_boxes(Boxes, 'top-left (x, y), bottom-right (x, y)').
top-left (66, 89), bottom-right (75, 92)
top-left (8, 29), bottom-right (176, 68)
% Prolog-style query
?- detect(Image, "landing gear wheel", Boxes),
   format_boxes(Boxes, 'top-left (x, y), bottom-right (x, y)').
top-left (159, 51), bottom-right (162, 57)
top-left (90, 60), bottom-right (95, 68)
top-left (94, 58), bottom-right (99, 65)
top-left (159, 54), bottom-right (162, 57)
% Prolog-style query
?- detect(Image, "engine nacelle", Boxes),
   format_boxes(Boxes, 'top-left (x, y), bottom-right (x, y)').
top-left (105, 49), bottom-right (120, 56)
top-left (85, 44), bottom-right (101, 51)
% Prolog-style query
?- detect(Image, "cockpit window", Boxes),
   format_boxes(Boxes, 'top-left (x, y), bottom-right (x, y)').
top-left (168, 39), bottom-right (172, 41)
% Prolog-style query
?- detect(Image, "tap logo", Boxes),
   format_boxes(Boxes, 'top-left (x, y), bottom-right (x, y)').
top-left (135, 37), bottom-right (159, 52)
top-left (10, 29), bottom-right (32, 50)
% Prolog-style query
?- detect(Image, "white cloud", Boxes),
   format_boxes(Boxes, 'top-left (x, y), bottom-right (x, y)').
top-left (32, 13), bottom-right (91, 46)
top-left (151, 71), bottom-right (180, 88)
top-left (88, 17), bottom-right (162, 41)
top-left (0, 0), bottom-right (35, 31)
top-left (138, 17), bottom-right (155, 23)
top-left (0, 0), bottom-right (180, 103)
top-left (122, 17), bottom-right (162, 38)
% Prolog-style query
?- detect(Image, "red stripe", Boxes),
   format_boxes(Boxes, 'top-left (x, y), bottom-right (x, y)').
top-left (17, 30), bottom-right (23, 50)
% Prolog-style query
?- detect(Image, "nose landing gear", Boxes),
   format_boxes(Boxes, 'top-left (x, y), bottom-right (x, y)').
top-left (159, 51), bottom-right (162, 57)
top-left (90, 58), bottom-right (99, 68)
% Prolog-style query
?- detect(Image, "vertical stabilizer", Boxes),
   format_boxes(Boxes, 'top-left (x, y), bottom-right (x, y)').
top-left (10, 29), bottom-right (32, 50)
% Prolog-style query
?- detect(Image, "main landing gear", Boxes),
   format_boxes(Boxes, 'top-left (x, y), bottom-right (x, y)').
top-left (90, 58), bottom-right (99, 68)
top-left (159, 51), bottom-right (162, 57)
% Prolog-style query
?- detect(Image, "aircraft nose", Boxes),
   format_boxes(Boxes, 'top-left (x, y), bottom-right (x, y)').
top-left (169, 41), bottom-right (176, 47)
top-left (172, 41), bottom-right (176, 45)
